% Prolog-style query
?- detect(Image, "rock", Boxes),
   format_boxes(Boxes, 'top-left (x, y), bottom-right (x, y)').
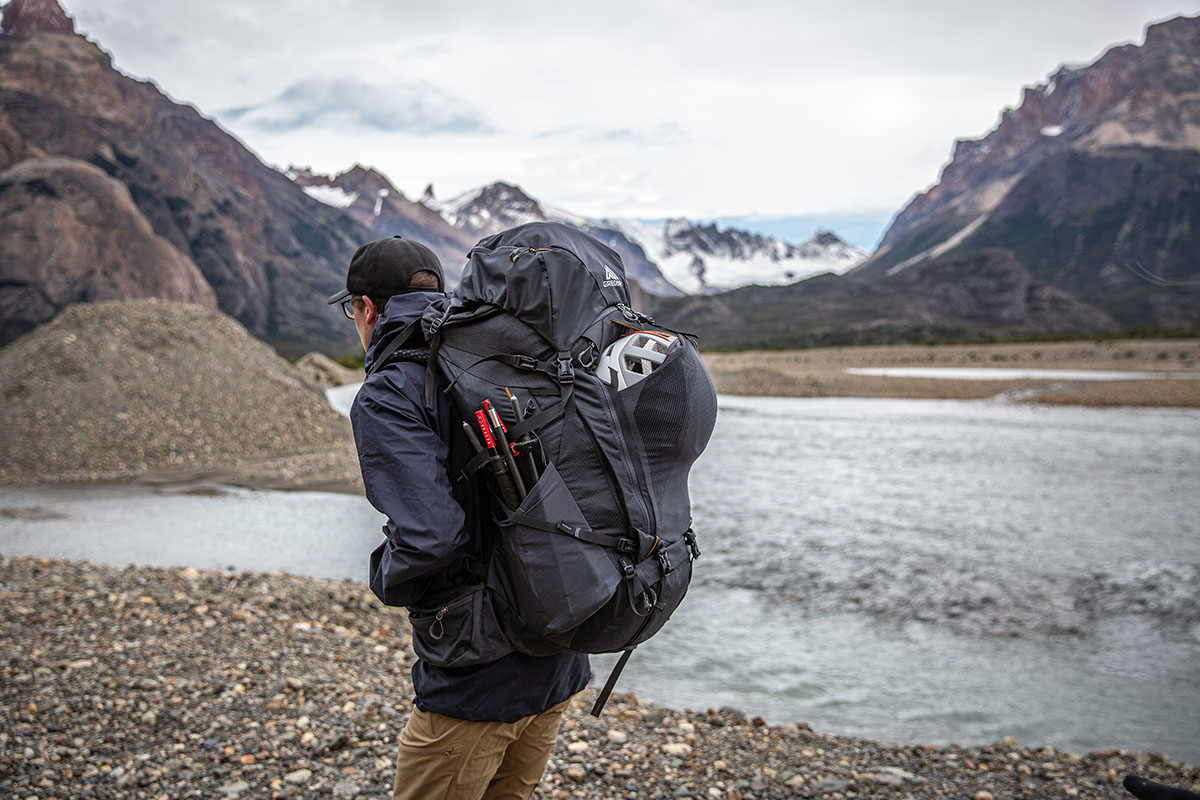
top-left (284, 768), bottom-right (312, 784)
top-left (295, 352), bottom-right (360, 388)
top-left (812, 778), bottom-right (851, 794)
top-left (1000, 736), bottom-right (1020, 748)
top-left (661, 742), bottom-right (692, 756)
top-left (219, 780), bottom-right (250, 797)
top-left (0, 159), bottom-right (217, 347)
top-left (332, 779), bottom-right (361, 799)
top-left (567, 741), bottom-right (588, 753)
top-left (566, 764), bottom-right (587, 782)
top-left (606, 730), bottom-right (628, 745)
top-left (974, 792), bottom-right (995, 800)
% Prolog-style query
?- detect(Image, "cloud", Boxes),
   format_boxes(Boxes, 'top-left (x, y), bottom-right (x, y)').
top-left (220, 77), bottom-right (494, 135)
top-left (535, 123), bottom-right (687, 145)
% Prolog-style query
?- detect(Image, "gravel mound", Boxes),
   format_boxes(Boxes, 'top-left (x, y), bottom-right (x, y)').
top-left (0, 299), bottom-right (362, 491)
top-left (1, 556), bottom-right (1195, 799)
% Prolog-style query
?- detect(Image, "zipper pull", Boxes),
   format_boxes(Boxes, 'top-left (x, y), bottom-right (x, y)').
top-left (429, 607), bottom-right (447, 640)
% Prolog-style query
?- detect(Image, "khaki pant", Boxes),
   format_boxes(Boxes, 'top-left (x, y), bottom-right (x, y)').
top-left (392, 699), bottom-right (571, 800)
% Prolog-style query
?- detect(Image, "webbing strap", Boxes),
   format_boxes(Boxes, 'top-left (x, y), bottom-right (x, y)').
top-left (506, 513), bottom-right (617, 549)
top-left (365, 319), bottom-right (424, 377)
top-left (505, 383), bottom-right (573, 443)
top-left (591, 649), bottom-right (634, 717)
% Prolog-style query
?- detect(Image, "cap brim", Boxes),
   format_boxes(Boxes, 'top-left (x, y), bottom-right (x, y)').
top-left (326, 288), bottom-right (351, 304)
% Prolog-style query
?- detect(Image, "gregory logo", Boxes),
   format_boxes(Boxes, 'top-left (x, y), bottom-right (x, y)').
top-left (603, 265), bottom-right (623, 288)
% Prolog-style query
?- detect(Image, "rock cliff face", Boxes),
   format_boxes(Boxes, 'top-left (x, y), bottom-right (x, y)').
top-left (856, 14), bottom-right (1200, 331)
top-left (0, 6), bottom-right (371, 355)
top-left (0, 157), bottom-right (217, 344)
top-left (289, 165), bottom-right (476, 283)
top-left (1, 0), bottom-right (72, 35)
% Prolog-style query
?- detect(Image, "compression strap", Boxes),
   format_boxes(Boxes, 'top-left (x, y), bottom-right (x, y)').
top-left (591, 648), bottom-right (635, 717)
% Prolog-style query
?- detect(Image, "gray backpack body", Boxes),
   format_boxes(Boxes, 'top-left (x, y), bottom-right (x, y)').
top-left (391, 222), bottom-right (718, 712)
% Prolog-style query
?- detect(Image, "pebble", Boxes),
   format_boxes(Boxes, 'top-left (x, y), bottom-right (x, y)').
top-left (2, 556), bottom-right (1197, 800)
top-left (284, 768), bottom-right (312, 784)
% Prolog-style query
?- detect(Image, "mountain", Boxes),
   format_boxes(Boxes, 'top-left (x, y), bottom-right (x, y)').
top-left (288, 165), bottom-right (476, 283)
top-left (606, 219), bottom-right (866, 293)
top-left (646, 248), bottom-right (1118, 350)
top-left (0, 0), bottom-right (373, 355)
top-left (853, 14), bottom-right (1200, 330)
top-left (420, 180), bottom-right (865, 296)
top-left (421, 180), bottom-right (685, 297)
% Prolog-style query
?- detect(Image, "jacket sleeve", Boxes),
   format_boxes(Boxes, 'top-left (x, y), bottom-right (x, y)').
top-left (351, 365), bottom-right (469, 608)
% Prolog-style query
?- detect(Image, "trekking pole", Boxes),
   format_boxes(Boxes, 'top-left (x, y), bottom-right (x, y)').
top-left (483, 400), bottom-right (527, 500)
top-left (506, 389), bottom-right (542, 487)
top-left (473, 410), bottom-right (522, 510)
top-left (507, 389), bottom-right (547, 476)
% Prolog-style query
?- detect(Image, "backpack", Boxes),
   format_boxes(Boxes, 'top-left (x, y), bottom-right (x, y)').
top-left (371, 222), bottom-right (718, 714)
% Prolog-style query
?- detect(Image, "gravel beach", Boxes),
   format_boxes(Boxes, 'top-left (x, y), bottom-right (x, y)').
top-left (2, 555), bottom-right (1195, 800)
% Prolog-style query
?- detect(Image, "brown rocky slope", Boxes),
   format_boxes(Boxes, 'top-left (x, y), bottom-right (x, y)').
top-left (854, 15), bottom-right (1200, 331)
top-left (0, 0), bottom-right (378, 355)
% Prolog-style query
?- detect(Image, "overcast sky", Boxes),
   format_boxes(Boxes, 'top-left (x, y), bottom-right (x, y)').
top-left (64, 1), bottom-right (1199, 246)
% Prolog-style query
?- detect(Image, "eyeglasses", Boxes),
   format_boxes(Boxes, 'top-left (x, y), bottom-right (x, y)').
top-left (341, 299), bottom-right (356, 320)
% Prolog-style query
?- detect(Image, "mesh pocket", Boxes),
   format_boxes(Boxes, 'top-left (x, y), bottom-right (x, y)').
top-left (408, 585), bottom-right (514, 668)
top-left (497, 462), bottom-right (621, 637)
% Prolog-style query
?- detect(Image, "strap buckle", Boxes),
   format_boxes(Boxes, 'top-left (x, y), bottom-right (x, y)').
top-left (557, 355), bottom-right (575, 384)
top-left (619, 558), bottom-right (635, 580)
top-left (514, 355), bottom-right (538, 371)
top-left (556, 522), bottom-right (584, 540)
top-left (684, 529), bottom-right (701, 560)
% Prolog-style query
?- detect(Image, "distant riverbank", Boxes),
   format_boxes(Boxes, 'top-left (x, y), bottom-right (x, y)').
top-left (703, 338), bottom-right (1200, 407)
top-left (2, 556), bottom-right (1196, 799)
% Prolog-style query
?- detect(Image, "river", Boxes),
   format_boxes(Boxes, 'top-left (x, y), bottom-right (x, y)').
top-left (2, 395), bottom-right (1197, 762)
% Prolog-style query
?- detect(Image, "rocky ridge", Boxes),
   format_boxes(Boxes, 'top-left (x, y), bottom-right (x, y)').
top-left (1, 555), bottom-right (1196, 799)
top-left (288, 165), bottom-right (476, 283)
top-left (0, 1), bottom-right (371, 355)
top-left (855, 15), bottom-right (1200, 331)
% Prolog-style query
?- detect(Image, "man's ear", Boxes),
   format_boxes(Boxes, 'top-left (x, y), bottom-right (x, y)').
top-left (363, 296), bottom-right (379, 325)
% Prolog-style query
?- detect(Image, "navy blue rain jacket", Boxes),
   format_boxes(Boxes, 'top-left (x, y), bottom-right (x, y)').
top-left (351, 292), bottom-right (590, 722)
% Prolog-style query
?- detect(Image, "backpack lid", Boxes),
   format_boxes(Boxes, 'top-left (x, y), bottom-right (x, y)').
top-left (451, 222), bottom-right (630, 351)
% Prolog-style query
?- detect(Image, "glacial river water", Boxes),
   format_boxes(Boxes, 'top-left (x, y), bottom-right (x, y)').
top-left (2, 395), bottom-right (1198, 762)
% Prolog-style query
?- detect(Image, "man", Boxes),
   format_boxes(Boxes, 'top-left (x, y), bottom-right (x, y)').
top-left (327, 235), bottom-right (590, 800)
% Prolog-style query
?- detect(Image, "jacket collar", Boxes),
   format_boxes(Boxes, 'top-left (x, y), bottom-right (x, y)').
top-left (364, 291), bottom-right (442, 373)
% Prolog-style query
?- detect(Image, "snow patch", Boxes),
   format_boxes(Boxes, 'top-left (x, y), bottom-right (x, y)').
top-left (1040, 125), bottom-right (1065, 137)
top-left (303, 185), bottom-right (358, 209)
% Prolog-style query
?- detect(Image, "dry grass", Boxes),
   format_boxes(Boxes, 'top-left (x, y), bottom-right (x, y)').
top-left (702, 339), bottom-right (1200, 407)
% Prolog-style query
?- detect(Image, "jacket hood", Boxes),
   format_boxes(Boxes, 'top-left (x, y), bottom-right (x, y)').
top-left (364, 291), bottom-right (442, 372)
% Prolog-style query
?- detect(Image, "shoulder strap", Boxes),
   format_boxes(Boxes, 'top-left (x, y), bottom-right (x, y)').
top-left (366, 318), bottom-right (426, 377)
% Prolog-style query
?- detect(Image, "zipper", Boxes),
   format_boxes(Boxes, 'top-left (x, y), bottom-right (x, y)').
top-left (594, 381), bottom-right (655, 536)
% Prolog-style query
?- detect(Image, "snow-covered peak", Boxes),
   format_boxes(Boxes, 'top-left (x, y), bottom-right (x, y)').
top-left (607, 218), bottom-right (866, 294)
top-left (425, 181), bottom-right (549, 237)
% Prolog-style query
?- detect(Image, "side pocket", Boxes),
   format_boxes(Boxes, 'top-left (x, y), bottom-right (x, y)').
top-left (497, 461), bottom-right (622, 638)
top-left (408, 585), bottom-right (514, 669)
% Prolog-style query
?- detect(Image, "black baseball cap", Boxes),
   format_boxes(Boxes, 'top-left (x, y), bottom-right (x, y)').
top-left (326, 235), bottom-right (444, 305)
